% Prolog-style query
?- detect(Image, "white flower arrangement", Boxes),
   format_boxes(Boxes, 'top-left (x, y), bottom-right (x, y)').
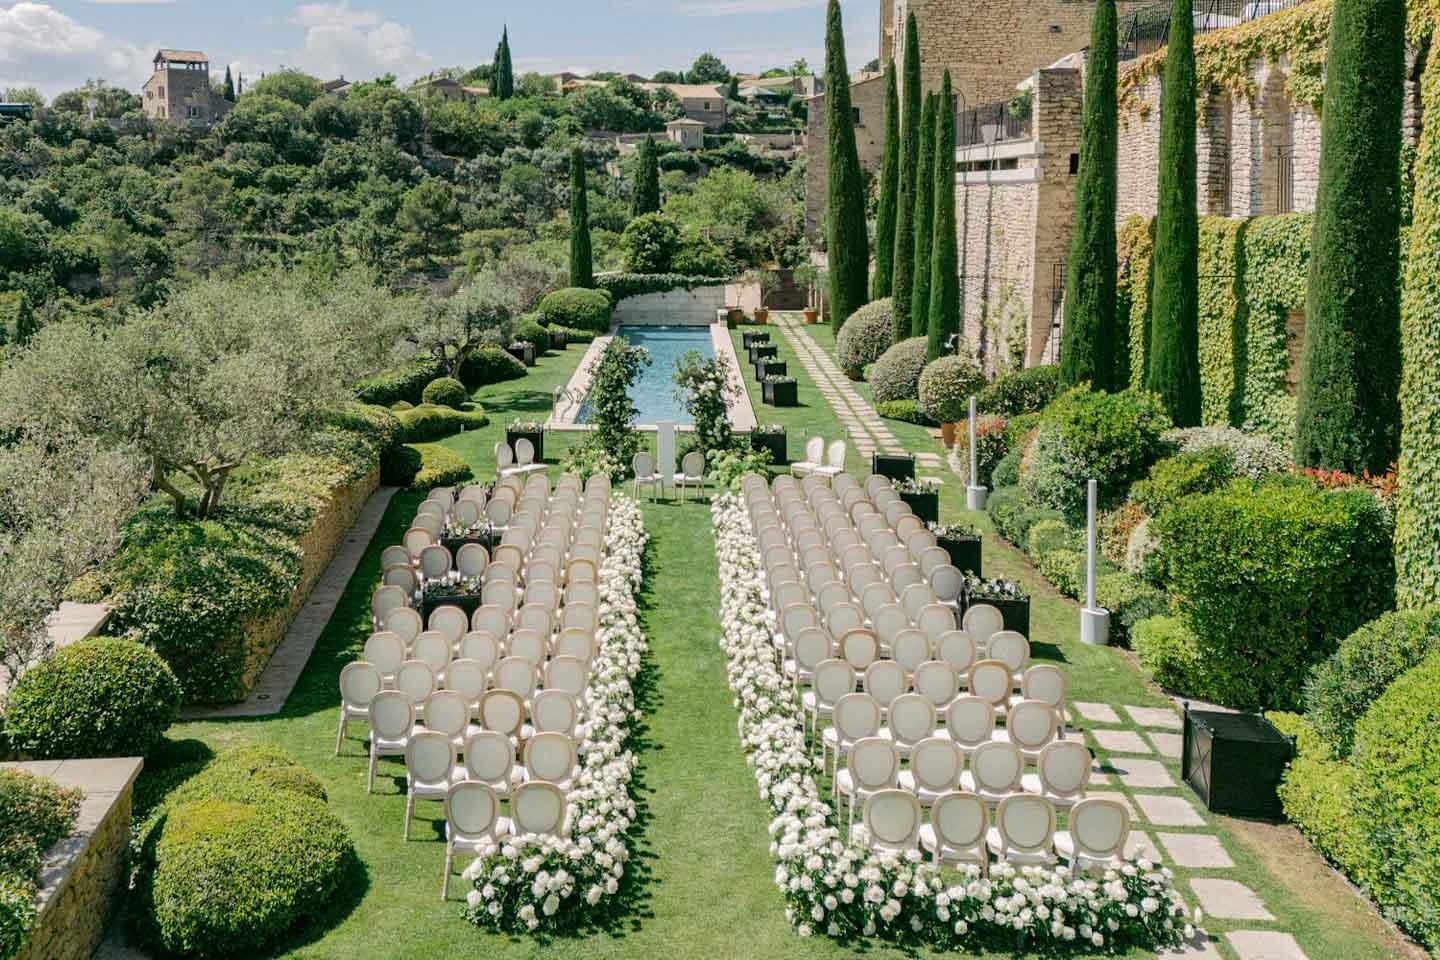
top-left (710, 492), bottom-right (1198, 952)
top-left (461, 494), bottom-right (648, 933)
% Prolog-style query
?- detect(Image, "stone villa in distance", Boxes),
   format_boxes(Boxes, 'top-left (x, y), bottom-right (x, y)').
top-left (141, 49), bottom-right (231, 125)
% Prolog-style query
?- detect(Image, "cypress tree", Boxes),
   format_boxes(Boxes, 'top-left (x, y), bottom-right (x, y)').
top-left (493, 27), bottom-right (515, 100)
top-left (823, 0), bottom-right (869, 331)
top-left (569, 146), bottom-right (593, 288)
top-left (1294, 0), bottom-right (1404, 473)
top-left (926, 71), bottom-right (959, 360)
top-left (223, 66), bottom-right (236, 103)
top-left (890, 13), bottom-right (923, 342)
top-left (872, 63), bottom-right (901, 300)
top-left (910, 93), bottom-right (938, 339)
top-left (1060, 0), bottom-right (1119, 390)
top-left (728, 77), bottom-right (741, 100)
top-left (1146, 0), bottom-right (1201, 426)
top-left (633, 135), bottom-right (661, 217)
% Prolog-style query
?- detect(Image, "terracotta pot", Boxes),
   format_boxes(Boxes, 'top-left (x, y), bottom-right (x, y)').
top-left (803, 308), bottom-right (819, 324)
top-left (754, 308), bottom-right (770, 324)
top-left (940, 421), bottom-right (958, 449)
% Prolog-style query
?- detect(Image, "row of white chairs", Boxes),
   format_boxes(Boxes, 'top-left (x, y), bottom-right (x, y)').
top-left (631, 451), bottom-right (708, 502)
top-left (496, 439), bottom-right (546, 479)
top-left (790, 437), bottom-right (847, 479)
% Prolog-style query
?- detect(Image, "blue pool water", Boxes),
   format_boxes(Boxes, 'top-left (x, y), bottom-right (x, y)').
top-left (577, 325), bottom-right (715, 426)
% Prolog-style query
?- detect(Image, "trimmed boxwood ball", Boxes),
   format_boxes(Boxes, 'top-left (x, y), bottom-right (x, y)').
top-left (978, 364), bottom-right (1060, 416)
top-left (869, 336), bottom-right (929, 404)
top-left (536, 287), bottom-right (613, 333)
top-left (458, 345), bottom-right (526, 388)
top-left (513, 318), bottom-right (550, 355)
top-left (413, 443), bottom-right (473, 488)
top-left (917, 354), bottom-right (985, 424)
top-left (4, 638), bottom-right (180, 759)
top-left (420, 377), bottom-right (467, 409)
top-left (835, 298), bottom-right (894, 379)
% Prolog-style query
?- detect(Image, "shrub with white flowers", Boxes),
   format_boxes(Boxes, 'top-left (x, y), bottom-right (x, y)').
top-left (461, 494), bottom-right (648, 933)
top-left (711, 490), bottom-right (1198, 952)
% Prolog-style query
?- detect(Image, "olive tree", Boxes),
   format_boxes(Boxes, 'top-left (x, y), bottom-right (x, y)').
top-left (398, 270), bottom-right (517, 379)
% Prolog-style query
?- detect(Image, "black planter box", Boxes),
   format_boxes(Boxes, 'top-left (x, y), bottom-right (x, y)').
top-left (870, 453), bottom-right (916, 482)
top-left (989, 596), bottom-right (1030, 637)
top-left (505, 428), bottom-right (544, 460)
top-left (749, 344), bottom-right (779, 365)
top-left (938, 535), bottom-right (983, 577)
top-left (755, 359), bottom-right (787, 379)
top-left (762, 379), bottom-right (797, 407)
top-left (1183, 706), bottom-right (1295, 821)
top-left (548, 328), bottom-right (568, 350)
top-left (750, 430), bottom-right (788, 465)
top-left (421, 592), bottom-right (485, 621)
top-left (742, 331), bottom-right (771, 350)
top-left (899, 489), bottom-right (939, 524)
top-left (441, 534), bottom-right (495, 555)
top-left (506, 342), bottom-right (536, 367)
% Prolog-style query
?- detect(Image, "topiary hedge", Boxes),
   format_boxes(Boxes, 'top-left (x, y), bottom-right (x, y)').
top-left (869, 336), bottom-right (929, 404)
top-left (354, 358), bottom-right (439, 407)
top-left (593, 273), bottom-right (726, 304)
top-left (412, 443), bottom-right (473, 489)
top-left (381, 444), bottom-right (422, 488)
top-left (955, 414), bottom-right (1009, 488)
top-left (513, 317), bottom-right (551, 354)
top-left (1162, 425), bottom-right (1290, 481)
top-left (420, 377), bottom-right (467, 409)
top-left (917, 355), bottom-right (985, 424)
top-left (835, 298), bottom-right (893, 379)
top-left (1154, 476), bottom-right (1395, 709)
top-left (0, 769), bottom-right (81, 959)
top-left (458, 345), bottom-right (527, 388)
top-left (1128, 447), bottom-right (1235, 516)
top-left (1133, 615), bottom-right (1211, 696)
top-left (3, 639), bottom-right (180, 760)
top-left (875, 398), bottom-right (935, 426)
top-left (393, 403), bottom-right (489, 443)
top-left (978, 364), bottom-right (1060, 416)
top-left (1303, 607), bottom-right (1440, 757)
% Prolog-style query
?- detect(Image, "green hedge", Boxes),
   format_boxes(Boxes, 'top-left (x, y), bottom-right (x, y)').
top-left (393, 403), bottom-right (489, 442)
top-left (458, 345), bottom-right (527, 388)
top-left (420, 377), bottom-right (467, 409)
top-left (875, 398), bottom-right (935, 426)
top-left (413, 443), bottom-right (474, 488)
top-left (513, 318), bottom-right (551, 354)
top-left (0, 768), bottom-right (81, 959)
top-left (1273, 712), bottom-right (1369, 882)
top-left (355, 358), bottom-right (439, 407)
top-left (955, 415), bottom-right (1009, 489)
top-left (987, 485), bottom-right (1064, 547)
top-left (1133, 615), bottom-right (1211, 696)
top-left (1096, 572), bottom-right (1170, 647)
top-left (1128, 448), bottom-right (1234, 516)
top-left (3, 639), bottom-right (180, 759)
top-left (978, 364), bottom-right (1060, 416)
top-left (870, 336), bottom-right (929, 404)
top-left (835, 299), bottom-right (893, 379)
top-left (918, 355), bottom-right (985, 424)
top-left (594, 272), bottom-right (728, 303)
top-left (1154, 476), bottom-right (1395, 709)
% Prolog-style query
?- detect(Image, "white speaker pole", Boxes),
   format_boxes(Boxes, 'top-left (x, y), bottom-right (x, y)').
top-left (1081, 477), bottom-right (1110, 645)
top-left (965, 395), bottom-right (988, 510)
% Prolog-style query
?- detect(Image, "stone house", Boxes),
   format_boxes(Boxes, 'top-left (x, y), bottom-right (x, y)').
top-left (141, 50), bottom-right (231, 125)
top-left (803, 73), bottom-right (889, 240)
top-left (665, 117), bottom-right (707, 149)
top-left (640, 83), bottom-right (728, 129)
top-left (409, 76), bottom-right (488, 102)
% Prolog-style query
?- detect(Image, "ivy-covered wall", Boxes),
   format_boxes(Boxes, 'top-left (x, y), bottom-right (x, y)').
top-left (1120, 212), bottom-right (1310, 442)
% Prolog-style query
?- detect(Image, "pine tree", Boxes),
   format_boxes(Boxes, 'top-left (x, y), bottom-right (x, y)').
top-left (493, 27), bottom-right (515, 100)
top-left (1294, 0), bottom-right (1404, 472)
top-left (633, 136), bottom-right (661, 217)
top-left (569, 146), bottom-right (593, 288)
top-left (1060, 0), bottom-right (1119, 390)
top-left (872, 63), bottom-right (901, 300)
top-left (223, 66), bottom-right (236, 103)
top-left (890, 13), bottom-right (923, 342)
top-left (1146, 0), bottom-right (1201, 426)
top-left (910, 93), bottom-right (938, 339)
top-left (926, 71), bottom-right (959, 360)
top-left (823, 0), bottom-right (869, 331)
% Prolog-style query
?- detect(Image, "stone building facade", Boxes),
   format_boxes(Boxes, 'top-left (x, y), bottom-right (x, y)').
top-left (804, 73), bottom-right (889, 240)
top-left (141, 49), bottom-right (231, 125)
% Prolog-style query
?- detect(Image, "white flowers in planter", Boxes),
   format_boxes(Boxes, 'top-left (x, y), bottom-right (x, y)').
top-left (462, 494), bottom-right (648, 933)
top-left (710, 493), bottom-right (1197, 952)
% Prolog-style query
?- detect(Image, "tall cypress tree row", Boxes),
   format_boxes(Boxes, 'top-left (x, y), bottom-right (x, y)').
top-left (1146, 0), bottom-right (1201, 426)
top-left (632, 136), bottom-right (661, 217)
top-left (823, 0), bottom-right (869, 331)
top-left (890, 13), bottom-right (923, 342)
top-left (926, 71), bottom-right (959, 360)
top-left (910, 93), bottom-right (938, 339)
top-left (872, 64), bottom-right (901, 300)
top-left (1060, 0), bottom-right (1119, 390)
top-left (1294, 0), bottom-right (1404, 473)
top-left (569, 146), bottom-right (593, 288)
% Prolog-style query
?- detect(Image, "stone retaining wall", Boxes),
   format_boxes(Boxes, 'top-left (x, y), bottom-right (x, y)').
top-left (611, 286), bottom-right (728, 326)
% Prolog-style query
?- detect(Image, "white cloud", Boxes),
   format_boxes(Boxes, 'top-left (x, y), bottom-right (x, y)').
top-left (621, 0), bottom-right (822, 14)
top-left (0, 2), bottom-right (151, 96)
top-left (286, 1), bottom-right (431, 82)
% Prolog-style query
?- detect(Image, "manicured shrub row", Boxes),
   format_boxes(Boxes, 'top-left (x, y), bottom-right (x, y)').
top-left (869, 336), bottom-right (928, 404)
top-left (834, 298), bottom-right (893, 379)
top-left (458, 345), bottom-right (528, 387)
top-left (513, 317), bottom-right (551, 354)
top-left (874, 398), bottom-right (935, 426)
top-left (392, 403), bottom-right (489, 443)
top-left (354, 357), bottom-right (438, 407)
top-left (537, 287), bottom-right (613, 332)
top-left (0, 768), bottom-right (81, 959)
top-left (593, 272), bottom-right (727, 304)
top-left (412, 443), bottom-right (474, 488)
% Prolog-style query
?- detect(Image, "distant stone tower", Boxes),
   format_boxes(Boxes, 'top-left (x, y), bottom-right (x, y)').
top-left (142, 50), bottom-right (232, 125)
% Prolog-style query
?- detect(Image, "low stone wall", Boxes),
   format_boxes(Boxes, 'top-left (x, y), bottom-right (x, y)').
top-left (612, 285), bottom-right (728, 326)
top-left (234, 465), bottom-right (380, 695)
top-left (5, 757), bottom-right (142, 960)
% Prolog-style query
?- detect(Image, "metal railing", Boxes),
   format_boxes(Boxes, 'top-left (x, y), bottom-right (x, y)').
top-left (1119, 0), bottom-right (1310, 61)
top-left (1274, 145), bottom-right (1294, 214)
top-left (957, 96), bottom-right (1033, 149)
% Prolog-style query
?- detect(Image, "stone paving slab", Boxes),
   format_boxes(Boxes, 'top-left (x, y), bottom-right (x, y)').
top-left (1134, 793), bottom-right (1206, 827)
top-left (1190, 878), bottom-right (1274, 921)
top-left (1087, 790), bottom-right (1137, 818)
top-left (1158, 931), bottom-right (1223, 958)
top-left (1225, 931), bottom-right (1309, 960)
top-left (1158, 832), bottom-right (1234, 869)
top-left (1125, 830), bottom-right (1160, 861)
top-left (1126, 705), bottom-right (1183, 729)
top-left (1113, 757), bottom-right (1178, 789)
top-left (1073, 701), bottom-right (1122, 724)
top-left (1149, 731), bottom-right (1185, 759)
top-left (1092, 729), bottom-right (1154, 754)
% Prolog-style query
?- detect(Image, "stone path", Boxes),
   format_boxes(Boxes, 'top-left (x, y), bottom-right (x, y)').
top-left (181, 485), bottom-right (400, 720)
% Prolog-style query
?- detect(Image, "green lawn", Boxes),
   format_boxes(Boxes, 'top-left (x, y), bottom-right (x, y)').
top-left (129, 330), bottom-right (1410, 960)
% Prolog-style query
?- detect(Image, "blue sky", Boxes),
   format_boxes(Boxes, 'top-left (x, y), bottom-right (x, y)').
top-left (1, 0), bottom-right (880, 98)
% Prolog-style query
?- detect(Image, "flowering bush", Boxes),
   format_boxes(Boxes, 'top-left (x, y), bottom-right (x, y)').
top-left (710, 492), bottom-right (1195, 951)
top-left (1163, 426), bottom-right (1289, 481)
top-left (461, 495), bottom-right (648, 933)
top-left (956, 415), bottom-right (1010, 488)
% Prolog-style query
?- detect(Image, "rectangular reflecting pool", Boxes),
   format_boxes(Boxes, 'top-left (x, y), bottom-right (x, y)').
top-left (576, 325), bottom-right (714, 426)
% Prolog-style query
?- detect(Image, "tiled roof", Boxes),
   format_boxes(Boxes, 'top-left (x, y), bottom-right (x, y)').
top-left (156, 49), bottom-right (208, 63)
top-left (640, 82), bottom-right (725, 100)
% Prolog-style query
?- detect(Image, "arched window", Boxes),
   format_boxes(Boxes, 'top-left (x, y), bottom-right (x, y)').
top-left (1259, 68), bottom-right (1293, 215)
top-left (1200, 90), bottom-right (1233, 216)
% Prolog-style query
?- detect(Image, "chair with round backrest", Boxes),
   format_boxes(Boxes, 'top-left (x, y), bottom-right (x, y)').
top-left (829, 523), bottom-right (859, 551)
top-left (381, 546), bottom-right (412, 575)
top-left (482, 580), bottom-right (518, 615)
top-left (892, 629), bottom-right (930, 673)
top-left (1054, 797), bottom-right (1130, 873)
top-left (944, 694), bottom-right (998, 755)
top-left (855, 509), bottom-right (884, 535)
top-left (916, 603), bottom-right (957, 644)
top-left (486, 497), bottom-right (513, 530)
top-left (524, 732), bottom-right (578, 790)
top-left (429, 606), bottom-right (469, 649)
top-left (441, 781), bottom-right (510, 900)
top-left (632, 452), bottom-right (662, 501)
top-left (906, 527), bottom-right (938, 556)
top-left (963, 741), bottom-right (1025, 804)
top-left (506, 628), bottom-right (547, 667)
top-left (987, 794), bottom-right (1058, 866)
top-left (516, 602), bottom-right (554, 637)
top-left (968, 660), bottom-right (1013, 712)
top-left (839, 627), bottom-right (879, 672)
top-left (794, 527), bottom-right (823, 557)
top-left (335, 661), bottom-right (382, 755)
top-left (891, 562), bottom-right (925, 596)
top-left (1002, 699), bottom-right (1060, 762)
top-left (531, 689), bottom-right (578, 737)
top-left (885, 693), bottom-right (937, 759)
top-left (494, 657), bottom-right (538, 701)
top-left (825, 598), bottom-right (864, 639)
top-left (816, 581), bottom-right (851, 614)
top-left (564, 580), bottom-right (599, 611)
top-left (862, 584), bottom-right (899, 621)
top-left (459, 484), bottom-right (487, 505)
top-left (510, 781), bottom-right (568, 838)
top-left (471, 604), bottom-right (509, 639)
top-left (411, 631), bottom-right (453, 683)
top-left (560, 600), bottom-right (597, 636)
top-left (787, 627), bottom-right (832, 685)
top-left (806, 563), bottom-right (839, 596)
top-left (817, 439), bottom-right (848, 479)
top-left (417, 499), bottom-right (447, 524)
top-left (384, 564), bottom-right (420, 594)
top-left (1023, 740), bottom-right (1093, 809)
top-left (419, 544), bottom-right (453, 583)
top-left (385, 606), bottom-right (424, 648)
top-left (364, 631), bottom-right (406, 685)
top-left (882, 544), bottom-right (911, 576)
top-left (846, 563), bottom-right (883, 599)
top-left (900, 582), bottom-right (936, 622)
top-left (862, 659), bottom-right (908, 712)
top-left (894, 513), bottom-right (925, 540)
top-left (917, 545), bottom-right (951, 577)
top-left (412, 513), bottom-right (444, 539)
top-left (858, 788), bottom-right (922, 853)
top-left (989, 630), bottom-right (1030, 681)
top-left (423, 689), bottom-right (477, 751)
top-left (395, 660), bottom-right (437, 704)
top-left (963, 603), bottom-right (1005, 652)
top-left (553, 628), bottom-right (596, 666)
top-left (931, 565), bottom-right (965, 605)
top-left (452, 499), bottom-right (483, 532)
top-left (936, 630), bottom-right (978, 675)
top-left (771, 581), bottom-right (807, 618)
top-left (802, 658), bottom-right (855, 741)
top-left (404, 731), bottom-right (459, 840)
top-left (543, 656), bottom-right (588, 698)
top-left (568, 558), bottom-right (598, 586)
top-left (919, 791), bottom-right (990, 873)
top-left (404, 526), bottom-right (436, 558)
top-left (913, 660), bottom-right (960, 717)
top-left (453, 544), bottom-right (487, 581)
top-left (446, 658), bottom-right (487, 709)
top-left (837, 736), bottom-right (901, 828)
top-left (1014, 664), bottom-right (1068, 722)
top-left (514, 437), bottom-right (543, 472)
top-left (367, 691), bottom-right (415, 793)
top-left (372, 585), bottom-right (407, 628)
top-left (459, 632), bottom-right (502, 673)
top-left (780, 601), bottom-right (818, 645)
top-left (840, 543), bottom-right (872, 571)
top-left (864, 473), bottom-right (892, 498)
top-left (479, 688), bottom-right (527, 741)
top-left (524, 580), bottom-right (560, 613)
top-left (884, 500), bottom-right (914, 529)
top-left (901, 736), bottom-right (964, 805)
top-left (492, 543), bottom-right (524, 575)
top-left (822, 692), bottom-right (882, 782)
top-left (792, 436), bottom-right (825, 478)
top-left (526, 558), bottom-right (559, 587)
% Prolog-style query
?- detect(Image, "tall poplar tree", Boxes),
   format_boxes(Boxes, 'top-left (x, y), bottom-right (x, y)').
top-left (569, 146), bottom-right (593, 288)
top-left (1146, 0), bottom-right (1201, 426)
top-left (926, 71), bottom-right (959, 360)
top-left (1060, 0), bottom-right (1119, 390)
top-left (872, 63), bottom-right (901, 300)
top-left (910, 93), bottom-right (938, 339)
top-left (1294, 0), bottom-right (1404, 472)
top-left (823, 0), bottom-right (869, 331)
top-left (633, 136), bottom-right (661, 217)
top-left (890, 13), bottom-right (923, 342)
